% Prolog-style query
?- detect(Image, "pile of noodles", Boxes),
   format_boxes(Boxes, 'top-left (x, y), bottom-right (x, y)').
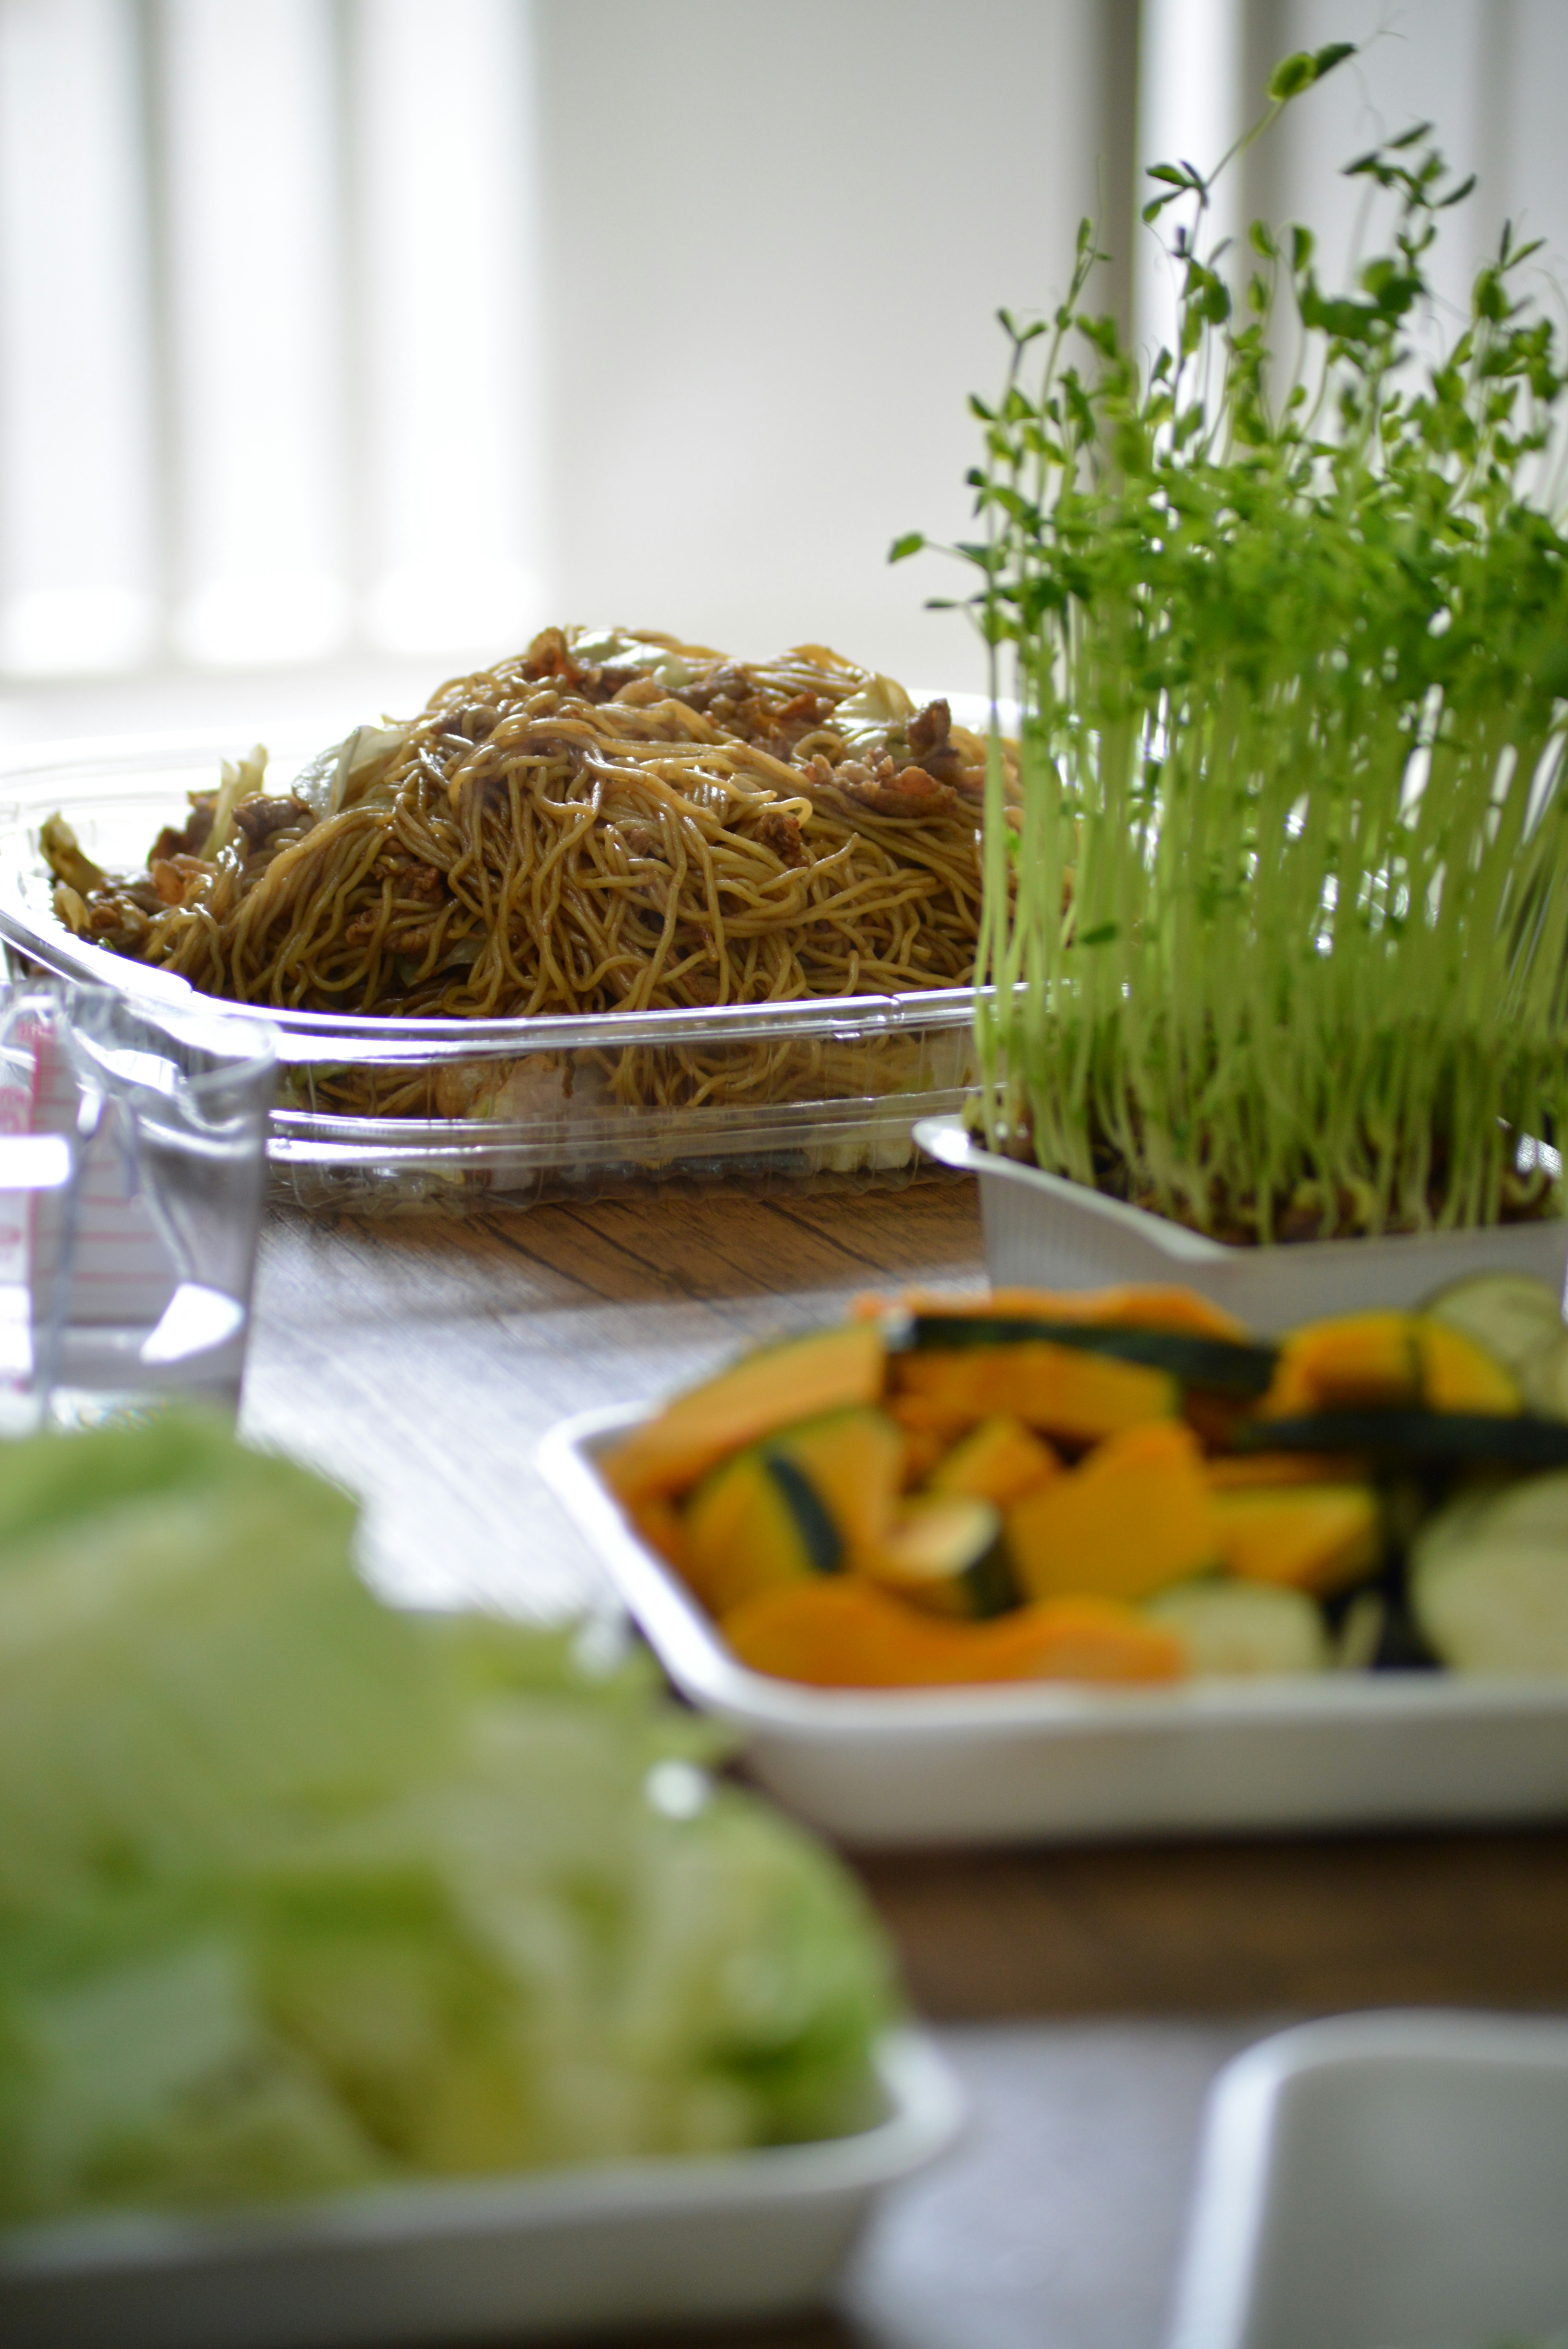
top-left (45, 627), bottom-right (996, 1115)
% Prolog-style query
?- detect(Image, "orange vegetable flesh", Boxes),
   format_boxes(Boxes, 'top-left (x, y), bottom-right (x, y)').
top-left (1414, 1320), bottom-right (1520, 1415)
top-left (893, 1342), bottom-right (1176, 1447)
top-left (927, 1414), bottom-right (1061, 1508)
top-left (603, 1322), bottom-right (885, 1502)
top-left (860, 1284), bottom-right (1250, 1339)
top-left (1006, 1420), bottom-right (1218, 1604)
top-left (1259, 1311), bottom-right (1420, 1417)
top-left (1206, 1452), bottom-right (1364, 1489)
top-left (628, 1495), bottom-right (688, 1574)
top-left (721, 1577), bottom-right (1185, 1688)
top-left (1212, 1485), bottom-right (1382, 1596)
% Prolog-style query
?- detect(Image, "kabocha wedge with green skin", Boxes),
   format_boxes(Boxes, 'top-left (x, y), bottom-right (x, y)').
top-left (1231, 1412), bottom-right (1568, 1469)
top-left (769, 1406), bottom-right (906, 1551)
top-left (893, 1340), bottom-right (1180, 1447)
top-left (683, 1448), bottom-right (844, 1617)
top-left (859, 1496), bottom-right (1016, 1620)
top-left (895, 1314), bottom-right (1279, 1396)
top-left (681, 1406), bottom-right (905, 1617)
top-left (604, 1322), bottom-right (885, 1503)
top-left (927, 1415), bottom-right (1060, 1510)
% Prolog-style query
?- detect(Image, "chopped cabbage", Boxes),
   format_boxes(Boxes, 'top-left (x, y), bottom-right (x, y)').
top-left (0, 1415), bottom-right (894, 2223)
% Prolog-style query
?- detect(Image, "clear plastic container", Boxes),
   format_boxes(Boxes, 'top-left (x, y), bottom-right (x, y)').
top-left (0, 737), bottom-right (980, 1214)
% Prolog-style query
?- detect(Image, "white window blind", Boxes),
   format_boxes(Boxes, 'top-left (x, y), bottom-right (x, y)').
top-left (0, 0), bottom-right (540, 680)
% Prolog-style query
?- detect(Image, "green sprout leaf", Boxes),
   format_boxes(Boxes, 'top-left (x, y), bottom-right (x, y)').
top-left (898, 55), bottom-right (1568, 1245)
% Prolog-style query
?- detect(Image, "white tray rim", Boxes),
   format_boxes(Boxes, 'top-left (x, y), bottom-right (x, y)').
top-left (914, 1113), bottom-right (1568, 1272)
top-left (0, 2026), bottom-right (963, 2284)
top-left (537, 1400), bottom-right (1568, 1742)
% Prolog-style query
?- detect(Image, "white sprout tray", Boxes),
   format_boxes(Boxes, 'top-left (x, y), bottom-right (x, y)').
top-left (915, 1116), bottom-right (1568, 1334)
top-left (539, 1401), bottom-right (1568, 1848)
top-left (0, 2031), bottom-right (962, 2349)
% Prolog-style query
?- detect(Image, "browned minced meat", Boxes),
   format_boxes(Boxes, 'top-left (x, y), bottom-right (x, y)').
top-left (149, 795), bottom-right (218, 864)
top-left (671, 662), bottom-right (751, 716)
top-left (233, 793), bottom-right (310, 848)
top-left (820, 752), bottom-right (960, 819)
top-left (150, 854), bottom-right (213, 907)
top-left (516, 625), bottom-right (639, 706)
top-left (904, 698), bottom-right (983, 796)
top-left (381, 855), bottom-right (445, 902)
top-left (754, 808), bottom-right (808, 866)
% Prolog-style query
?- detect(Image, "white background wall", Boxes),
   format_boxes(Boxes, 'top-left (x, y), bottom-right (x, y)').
top-left (2, 0), bottom-right (1567, 746)
top-left (533, 0), bottom-right (1128, 696)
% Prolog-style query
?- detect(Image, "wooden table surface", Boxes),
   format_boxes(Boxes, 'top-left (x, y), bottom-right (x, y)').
top-left (243, 1176), bottom-right (1568, 2349)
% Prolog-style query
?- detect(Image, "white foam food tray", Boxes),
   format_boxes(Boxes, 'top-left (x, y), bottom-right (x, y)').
top-left (0, 2030), bottom-right (962, 2349)
top-left (915, 1116), bottom-right (1568, 1335)
top-left (538, 1403), bottom-right (1568, 1848)
top-left (1168, 2012), bottom-right (1568, 2349)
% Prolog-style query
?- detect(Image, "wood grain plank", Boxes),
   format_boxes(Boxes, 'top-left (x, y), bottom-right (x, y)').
top-left (859, 1828), bottom-right (1568, 2017)
top-left (241, 1183), bottom-right (987, 1615)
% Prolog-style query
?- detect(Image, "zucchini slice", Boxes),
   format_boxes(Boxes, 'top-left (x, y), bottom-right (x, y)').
top-left (1145, 1579), bottom-right (1330, 1676)
top-left (1423, 1272), bottom-right (1568, 1420)
top-left (1411, 1471), bottom-right (1568, 1674)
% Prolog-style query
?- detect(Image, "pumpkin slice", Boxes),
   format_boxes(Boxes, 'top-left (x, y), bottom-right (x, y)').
top-left (893, 1341), bottom-right (1177, 1447)
top-left (627, 1494), bottom-right (688, 1575)
top-left (1005, 1420), bottom-right (1218, 1605)
top-left (927, 1415), bottom-right (1061, 1509)
top-left (873, 1284), bottom-right (1251, 1339)
top-left (1205, 1451), bottom-right (1362, 1489)
top-left (1259, 1308), bottom-right (1521, 1421)
top-left (722, 1577), bottom-right (1185, 1688)
top-left (766, 1406), bottom-right (906, 1552)
top-left (1212, 1484), bottom-right (1381, 1596)
top-left (857, 1494), bottom-right (1014, 1619)
top-left (1259, 1310), bottom-right (1421, 1418)
top-left (682, 1446), bottom-right (842, 1616)
top-left (602, 1322), bottom-right (884, 1503)
top-left (1413, 1319), bottom-right (1520, 1416)
top-left (680, 1405), bottom-right (904, 1616)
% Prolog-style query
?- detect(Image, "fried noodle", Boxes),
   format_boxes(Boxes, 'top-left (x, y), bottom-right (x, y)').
top-left (45, 627), bottom-right (996, 1116)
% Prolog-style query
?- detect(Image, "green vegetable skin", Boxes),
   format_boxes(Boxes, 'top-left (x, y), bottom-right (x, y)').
top-left (0, 1415), bottom-right (894, 2224)
top-left (900, 41), bottom-right (1568, 1242)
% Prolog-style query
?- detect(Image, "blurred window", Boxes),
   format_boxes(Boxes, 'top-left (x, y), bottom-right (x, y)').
top-left (0, 0), bottom-right (539, 678)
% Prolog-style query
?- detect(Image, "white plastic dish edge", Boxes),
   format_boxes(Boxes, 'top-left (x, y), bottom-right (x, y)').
top-left (1166, 2010), bottom-right (1568, 2349)
top-left (537, 1402), bottom-right (1568, 1848)
top-left (0, 2028), bottom-right (963, 2349)
top-left (915, 1114), bottom-right (1568, 1335)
